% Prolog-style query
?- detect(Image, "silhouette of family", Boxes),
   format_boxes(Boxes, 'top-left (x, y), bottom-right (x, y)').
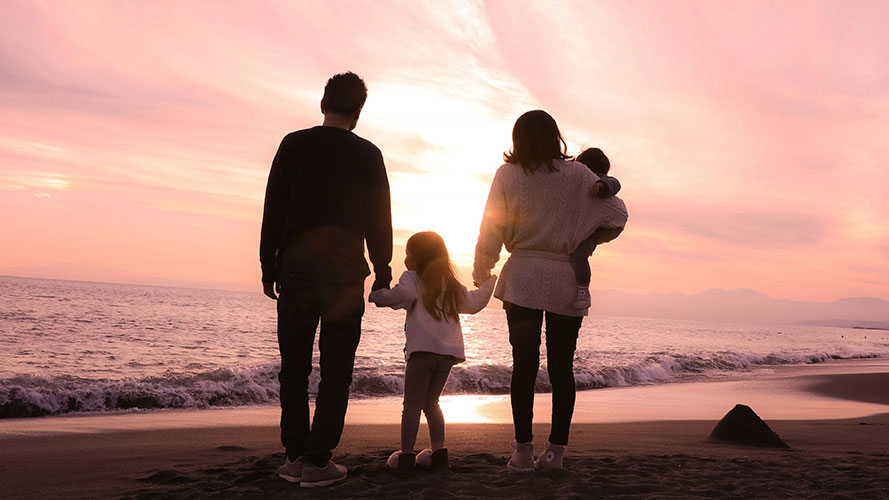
top-left (260, 71), bottom-right (628, 487)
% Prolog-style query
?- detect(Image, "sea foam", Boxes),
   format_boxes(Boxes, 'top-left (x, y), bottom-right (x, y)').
top-left (1, 351), bottom-right (881, 418)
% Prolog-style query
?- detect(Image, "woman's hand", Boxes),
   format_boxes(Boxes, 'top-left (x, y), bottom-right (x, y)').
top-left (474, 274), bottom-right (497, 288)
top-left (473, 272), bottom-right (492, 287)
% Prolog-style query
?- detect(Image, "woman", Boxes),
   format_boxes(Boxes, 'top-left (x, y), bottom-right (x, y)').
top-left (472, 110), bottom-right (628, 472)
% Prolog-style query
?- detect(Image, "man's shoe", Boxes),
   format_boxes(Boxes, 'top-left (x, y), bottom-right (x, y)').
top-left (386, 450), bottom-right (416, 474)
top-left (300, 459), bottom-right (347, 488)
top-left (277, 456), bottom-right (303, 483)
top-left (535, 440), bottom-right (565, 470)
top-left (507, 440), bottom-right (535, 472)
top-left (573, 286), bottom-right (591, 309)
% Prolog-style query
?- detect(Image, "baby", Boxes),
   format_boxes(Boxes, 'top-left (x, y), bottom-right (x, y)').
top-left (572, 148), bottom-right (623, 308)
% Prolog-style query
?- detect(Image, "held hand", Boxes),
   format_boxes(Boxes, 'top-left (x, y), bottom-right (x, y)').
top-left (371, 277), bottom-right (391, 291)
top-left (262, 281), bottom-right (278, 301)
top-left (367, 289), bottom-right (385, 307)
top-left (473, 274), bottom-right (496, 288)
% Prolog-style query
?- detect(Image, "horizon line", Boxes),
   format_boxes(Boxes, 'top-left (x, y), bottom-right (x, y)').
top-left (2, 273), bottom-right (887, 305)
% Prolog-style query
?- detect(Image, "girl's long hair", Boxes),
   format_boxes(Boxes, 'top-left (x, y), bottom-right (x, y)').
top-left (503, 109), bottom-right (571, 174)
top-left (407, 231), bottom-right (462, 322)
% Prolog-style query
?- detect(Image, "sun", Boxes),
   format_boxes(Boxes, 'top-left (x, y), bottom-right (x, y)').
top-left (392, 172), bottom-right (488, 267)
top-left (364, 80), bottom-right (521, 269)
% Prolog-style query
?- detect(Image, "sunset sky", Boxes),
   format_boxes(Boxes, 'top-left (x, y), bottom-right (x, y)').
top-left (1, 0), bottom-right (888, 301)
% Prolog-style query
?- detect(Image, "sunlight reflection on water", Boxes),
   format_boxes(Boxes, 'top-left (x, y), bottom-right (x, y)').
top-left (439, 395), bottom-right (510, 423)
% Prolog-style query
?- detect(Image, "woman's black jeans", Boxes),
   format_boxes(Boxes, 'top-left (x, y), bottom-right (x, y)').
top-left (505, 302), bottom-right (582, 446)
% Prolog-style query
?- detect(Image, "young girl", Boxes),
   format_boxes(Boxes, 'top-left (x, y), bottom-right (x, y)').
top-left (369, 231), bottom-right (496, 473)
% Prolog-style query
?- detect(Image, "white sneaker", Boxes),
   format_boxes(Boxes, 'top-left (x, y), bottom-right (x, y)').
top-left (300, 459), bottom-right (347, 488)
top-left (277, 457), bottom-right (303, 483)
top-left (507, 440), bottom-right (536, 472)
top-left (573, 286), bottom-right (591, 309)
top-left (535, 440), bottom-right (565, 470)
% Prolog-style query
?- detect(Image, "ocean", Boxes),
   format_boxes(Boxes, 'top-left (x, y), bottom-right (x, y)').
top-left (2, 276), bottom-right (887, 418)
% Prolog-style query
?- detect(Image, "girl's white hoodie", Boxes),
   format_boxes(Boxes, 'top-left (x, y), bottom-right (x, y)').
top-left (368, 271), bottom-right (496, 362)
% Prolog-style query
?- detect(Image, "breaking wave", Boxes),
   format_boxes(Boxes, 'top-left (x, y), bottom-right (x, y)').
top-left (1, 351), bottom-right (881, 418)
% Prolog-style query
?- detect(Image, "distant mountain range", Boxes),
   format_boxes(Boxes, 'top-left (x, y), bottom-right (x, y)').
top-left (3, 263), bottom-right (888, 326)
top-left (794, 319), bottom-right (889, 330)
top-left (589, 288), bottom-right (889, 326)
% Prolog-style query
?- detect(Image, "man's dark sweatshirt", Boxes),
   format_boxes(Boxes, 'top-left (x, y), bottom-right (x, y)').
top-left (260, 126), bottom-right (393, 289)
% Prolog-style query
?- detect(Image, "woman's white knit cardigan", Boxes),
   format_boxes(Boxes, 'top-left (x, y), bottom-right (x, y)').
top-left (473, 160), bottom-right (628, 317)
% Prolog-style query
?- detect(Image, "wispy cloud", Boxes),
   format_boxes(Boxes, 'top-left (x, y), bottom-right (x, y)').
top-left (1, 0), bottom-right (887, 300)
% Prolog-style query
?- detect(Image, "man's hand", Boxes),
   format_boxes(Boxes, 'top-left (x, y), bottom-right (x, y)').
top-left (262, 281), bottom-right (278, 300)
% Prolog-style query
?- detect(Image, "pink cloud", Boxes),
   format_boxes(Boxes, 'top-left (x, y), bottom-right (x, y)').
top-left (1, 0), bottom-right (887, 301)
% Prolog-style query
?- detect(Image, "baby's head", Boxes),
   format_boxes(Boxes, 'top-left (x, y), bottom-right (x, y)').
top-left (576, 148), bottom-right (610, 175)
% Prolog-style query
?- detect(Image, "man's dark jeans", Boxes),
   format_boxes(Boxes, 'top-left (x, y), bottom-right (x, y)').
top-left (505, 302), bottom-right (582, 446)
top-left (276, 274), bottom-right (364, 467)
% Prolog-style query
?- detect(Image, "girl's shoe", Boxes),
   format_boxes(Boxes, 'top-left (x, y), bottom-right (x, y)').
top-left (417, 448), bottom-right (449, 470)
top-left (535, 440), bottom-right (565, 470)
top-left (431, 448), bottom-right (449, 470)
top-left (386, 450), bottom-right (416, 474)
top-left (506, 440), bottom-right (535, 472)
top-left (416, 448), bottom-right (433, 467)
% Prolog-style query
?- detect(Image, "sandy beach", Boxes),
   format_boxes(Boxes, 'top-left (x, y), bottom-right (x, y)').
top-left (2, 360), bottom-right (889, 499)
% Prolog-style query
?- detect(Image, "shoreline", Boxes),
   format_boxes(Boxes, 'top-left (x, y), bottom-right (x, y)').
top-left (2, 358), bottom-right (889, 498)
top-left (2, 358), bottom-right (888, 437)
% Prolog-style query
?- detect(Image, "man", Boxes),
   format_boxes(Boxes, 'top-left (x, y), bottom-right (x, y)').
top-left (260, 71), bottom-right (392, 488)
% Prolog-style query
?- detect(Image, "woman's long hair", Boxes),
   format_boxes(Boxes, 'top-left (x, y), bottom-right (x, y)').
top-left (406, 231), bottom-right (462, 322)
top-left (503, 109), bottom-right (571, 174)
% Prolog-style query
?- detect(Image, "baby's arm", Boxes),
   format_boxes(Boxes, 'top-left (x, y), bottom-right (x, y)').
top-left (458, 275), bottom-right (497, 314)
top-left (368, 271), bottom-right (417, 310)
